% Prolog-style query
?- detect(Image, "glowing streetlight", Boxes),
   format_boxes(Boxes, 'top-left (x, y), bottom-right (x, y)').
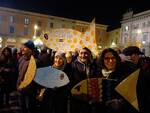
top-left (33, 24), bottom-right (38, 39)
top-left (137, 29), bottom-right (142, 34)
top-left (33, 36), bottom-right (36, 39)
top-left (111, 42), bottom-right (117, 47)
top-left (34, 25), bottom-right (38, 30)
top-left (142, 41), bottom-right (146, 44)
top-left (0, 37), bottom-right (2, 42)
top-left (33, 24), bottom-right (43, 46)
top-left (125, 26), bottom-right (129, 31)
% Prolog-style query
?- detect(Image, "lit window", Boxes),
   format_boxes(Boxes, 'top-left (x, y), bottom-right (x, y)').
top-left (24, 18), bottom-right (29, 25)
top-left (50, 22), bottom-right (53, 28)
top-left (37, 21), bottom-right (42, 27)
top-left (62, 24), bottom-right (65, 28)
top-left (142, 22), bottom-right (146, 28)
top-left (125, 26), bottom-right (129, 31)
top-left (133, 24), bottom-right (139, 29)
top-left (24, 27), bottom-right (29, 35)
top-left (0, 16), bottom-right (2, 24)
top-left (81, 27), bottom-right (85, 32)
top-left (124, 33), bottom-right (128, 43)
top-left (137, 29), bottom-right (142, 34)
top-left (143, 32), bottom-right (148, 42)
top-left (9, 26), bottom-right (15, 33)
top-left (10, 16), bottom-right (14, 23)
top-left (72, 26), bottom-right (75, 29)
top-left (147, 21), bottom-right (150, 26)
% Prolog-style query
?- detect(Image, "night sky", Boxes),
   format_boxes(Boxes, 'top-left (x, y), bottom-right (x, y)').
top-left (0, 0), bottom-right (149, 31)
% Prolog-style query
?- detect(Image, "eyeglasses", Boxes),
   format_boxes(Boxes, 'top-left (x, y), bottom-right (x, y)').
top-left (104, 57), bottom-right (116, 61)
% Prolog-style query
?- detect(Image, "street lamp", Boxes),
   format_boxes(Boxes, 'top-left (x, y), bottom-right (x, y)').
top-left (111, 41), bottom-right (117, 47)
top-left (33, 24), bottom-right (43, 46)
top-left (34, 25), bottom-right (38, 30)
top-left (137, 29), bottom-right (142, 34)
top-left (33, 24), bottom-right (38, 39)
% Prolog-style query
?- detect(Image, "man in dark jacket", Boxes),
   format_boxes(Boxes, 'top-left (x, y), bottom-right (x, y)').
top-left (70, 47), bottom-right (99, 113)
top-left (123, 46), bottom-right (150, 113)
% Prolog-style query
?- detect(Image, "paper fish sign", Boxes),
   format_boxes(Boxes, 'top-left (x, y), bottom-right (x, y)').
top-left (41, 20), bottom-right (98, 55)
top-left (115, 69), bottom-right (140, 111)
top-left (41, 29), bottom-right (84, 52)
top-left (71, 77), bottom-right (117, 103)
top-left (71, 78), bottom-right (102, 103)
top-left (18, 55), bottom-right (36, 90)
top-left (83, 18), bottom-right (98, 55)
top-left (34, 66), bottom-right (69, 88)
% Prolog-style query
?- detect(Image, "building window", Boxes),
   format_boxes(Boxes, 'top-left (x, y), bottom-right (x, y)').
top-left (124, 33), bottom-right (128, 44)
top-left (24, 27), bottom-right (29, 35)
top-left (147, 21), bottom-right (150, 27)
top-left (9, 26), bottom-right (15, 33)
top-left (37, 21), bottom-right (42, 27)
top-left (0, 16), bottom-right (2, 24)
top-left (10, 16), bottom-right (15, 23)
top-left (132, 33), bottom-right (137, 39)
top-left (72, 26), bottom-right (75, 29)
top-left (24, 18), bottom-right (29, 25)
top-left (142, 22), bottom-right (146, 28)
top-left (50, 22), bottom-right (53, 28)
top-left (132, 24), bottom-right (139, 29)
top-left (62, 24), bottom-right (65, 28)
top-left (81, 27), bottom-right (85, 32)
top-left (142, 32), bottom-right (148, 44)
top-left (124, 26), bottom-right (129, 31)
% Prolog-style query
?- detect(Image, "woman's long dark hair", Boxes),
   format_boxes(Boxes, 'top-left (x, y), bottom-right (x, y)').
top-left (98, 48), bottom-right (121, 70)
top-left (2, 47), bottom-right (12, 59)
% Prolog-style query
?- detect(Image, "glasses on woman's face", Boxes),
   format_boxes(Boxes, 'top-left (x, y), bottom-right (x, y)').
top-left (104, 57), bottom-right (116, 61)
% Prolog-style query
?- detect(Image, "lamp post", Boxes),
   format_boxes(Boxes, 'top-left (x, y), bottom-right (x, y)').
top-left (137, 29), bottom-right (142, 48)
top-left (33, 24), bottom-right (38, 39)
top-left (33, 24), bottom-right (43, 46)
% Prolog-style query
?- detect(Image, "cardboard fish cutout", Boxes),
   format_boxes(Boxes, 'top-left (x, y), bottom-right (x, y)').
top-left (71, 78), bottom-right (117, 103)
top-left (115, 69), bottom-right (140, 111)
top-left (34, 66), bottom-right (69, 88)
top-left (18, 55), bottom-right (36, 90)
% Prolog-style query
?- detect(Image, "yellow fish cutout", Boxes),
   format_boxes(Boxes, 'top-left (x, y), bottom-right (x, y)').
top-left (18, 55), bottom-right (36, 90)
top-left (71, 79), bottom-right (88, 95)
top-left (115, 69), bottom-right (140, 111)
top-left (71, 78), bottom-right (102, 102)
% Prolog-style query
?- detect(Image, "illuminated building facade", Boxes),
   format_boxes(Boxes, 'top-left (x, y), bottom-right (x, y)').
top-left (108, 28), bottom-right (121, 48)
top-left (0, 7), bottom-right (108, 50)
top-left (121, 10), bottom-right (150, 56)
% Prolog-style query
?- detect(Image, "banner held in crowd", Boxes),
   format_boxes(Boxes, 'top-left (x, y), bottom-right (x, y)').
top-left (40, 18), bottom-right (98, 55)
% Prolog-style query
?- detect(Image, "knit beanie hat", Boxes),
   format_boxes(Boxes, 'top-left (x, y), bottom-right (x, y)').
top-left (54, 51), bottom-right (67, 70)
top-left (24, 40), bottom-right (35, 51)
top-left (55, 51), bottom-right (67, 63)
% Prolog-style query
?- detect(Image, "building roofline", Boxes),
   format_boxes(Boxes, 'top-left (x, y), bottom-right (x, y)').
top-left (0, 6), bottom-right (107, 30)
top-left (133, 9), bottom-right (150, 17)
top-left (121, 9), bottom-right (150, 24)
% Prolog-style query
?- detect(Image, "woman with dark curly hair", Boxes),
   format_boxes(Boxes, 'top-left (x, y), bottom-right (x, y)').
top-left (97, 48), bottom-right (138, 113)
top-left (98, 48), bottom-right (121, 73)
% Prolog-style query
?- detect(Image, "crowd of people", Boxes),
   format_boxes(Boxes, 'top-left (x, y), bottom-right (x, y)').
top-left (0, 39), bottom-right (150, 113)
